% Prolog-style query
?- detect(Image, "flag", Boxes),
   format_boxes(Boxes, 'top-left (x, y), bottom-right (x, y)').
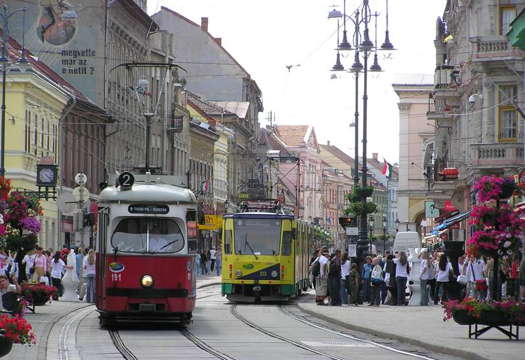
top-left (381, 159), bottom-right (393, 178)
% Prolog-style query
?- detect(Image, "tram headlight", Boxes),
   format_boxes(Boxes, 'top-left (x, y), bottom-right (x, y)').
top-left (141, 275), bottom-right (154, 288)
top-left (235, 270), bottom-right (242, 278)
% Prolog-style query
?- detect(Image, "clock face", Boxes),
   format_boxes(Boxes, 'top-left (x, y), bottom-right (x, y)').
top-left (39, 168), bottom-right (55, 184)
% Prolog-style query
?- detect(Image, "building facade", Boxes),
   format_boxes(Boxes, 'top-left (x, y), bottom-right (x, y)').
top-left (393, 75), bottom-right (434, 236)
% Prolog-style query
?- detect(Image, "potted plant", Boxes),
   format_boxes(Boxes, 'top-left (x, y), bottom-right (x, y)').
top-left (21, 283), bottom-right (57, 306)
top-left (443, 298), bottom-right (525, 326)
top-left (0, 314), bottom-right (36, 357)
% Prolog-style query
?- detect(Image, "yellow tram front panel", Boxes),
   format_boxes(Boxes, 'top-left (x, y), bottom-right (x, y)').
top-left (221, 214), bottom-right (297, 298)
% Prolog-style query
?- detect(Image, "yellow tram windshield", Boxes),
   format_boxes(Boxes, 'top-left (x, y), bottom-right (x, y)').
top-left (233, 218), bottom-right (282, 256)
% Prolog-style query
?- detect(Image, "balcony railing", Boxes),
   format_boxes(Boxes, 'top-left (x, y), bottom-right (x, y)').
top-left (470, 143), bottom-right (524, 167)
top-left (472, 36), bottom-right (525, 60)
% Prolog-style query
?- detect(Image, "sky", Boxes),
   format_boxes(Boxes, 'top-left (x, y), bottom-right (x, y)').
top-left (148, 0), bottom-right (448, 164)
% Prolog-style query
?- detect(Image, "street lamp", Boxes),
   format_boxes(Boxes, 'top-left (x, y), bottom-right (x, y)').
top-left (329, 0), bottom-right (395, 262)
top-left (382, 216), bottom-right (387, 254)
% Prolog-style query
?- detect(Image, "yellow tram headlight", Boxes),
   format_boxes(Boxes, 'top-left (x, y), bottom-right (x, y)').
top-left (141, 275), bottom-right (154, 288)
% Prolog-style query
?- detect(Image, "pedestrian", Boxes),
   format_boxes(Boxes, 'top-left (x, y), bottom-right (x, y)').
top-left (361, 256), bottom-right (373, 303)
top-left (5, 251), bottom-right (18, 282)
top-left (200, 251), bottom-right (208, 275)
top-left (22, 249), bottom-right (36, 282)
top-left (370, 257), bottom-right (384, 306)
top-left (50, 251), bottom-right (65, 300)
top-left (384, 254), bottom-right (397, 305)
top-left (436, 253), bottom-right (453, 303)
top-left (195, 252), bottom-right (202, 276)
top-left (32, 247), bottom-right (48, 283)
top-left (0, 274), bottom-right (19, 312)
top-left (210, 247), bottom-right (217, 272)
top-left (328, 250), bottom-right (341, 306)
top-left (83, 249), bottom-right (96, 303)
top-left (466, 254), bottom-right (487, 301)
top-left (419, 250), bottom-right (432, 306)
top-left (340, 253), bottom-right (350, 305)
top-left (215, 248), bottom-right (222, 276)
top-left (309, 249), bottom-right (319, 289)
top-left (206, 249), bottom-right (211, 274)
top-left (393, 251), bottom-right (410, 306)
top-left (348, 263), bottom-right (360, 306)
top-left (315, 248), bottom-right (330, 305)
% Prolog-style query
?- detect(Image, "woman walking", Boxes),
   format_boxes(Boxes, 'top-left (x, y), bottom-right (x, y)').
top-left (32, 247), bottom-right (48, 283)
top-left (50, 251), bottom-right (65, 300)
top-left (393, 251), bottom-right (409, 306)
top-left (340, 253), bottom-right (350, 305)
top-left (436, 253), bottom-right (453, 303)
top-left (370, 258), bottom-right (384, 306)
top-left (83, 249), bottom-right (96, 303)
top-left (419, 250), bottom-right (432, 306)
top-left (315, 248), bottom-right (330, 305)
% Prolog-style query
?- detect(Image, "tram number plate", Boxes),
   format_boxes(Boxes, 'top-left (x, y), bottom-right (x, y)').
top-left (128, 204), bottom-right (169, 214)
top-left (259, 271), bottom-right (267, 277)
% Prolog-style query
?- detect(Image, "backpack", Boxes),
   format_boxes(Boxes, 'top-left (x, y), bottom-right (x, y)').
top-left (311, 259), bottom-right (320, 277)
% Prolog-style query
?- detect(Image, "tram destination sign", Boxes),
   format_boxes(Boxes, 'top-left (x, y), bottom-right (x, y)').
top-left (128, 204), bottom-right (169, 215)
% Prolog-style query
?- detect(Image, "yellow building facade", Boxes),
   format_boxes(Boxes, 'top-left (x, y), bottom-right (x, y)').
top-left (4, 65), bottom-right (70, 250)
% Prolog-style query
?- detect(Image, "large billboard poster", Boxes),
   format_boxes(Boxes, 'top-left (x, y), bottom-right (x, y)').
top-left (4, 0), bottom-right (104, 104)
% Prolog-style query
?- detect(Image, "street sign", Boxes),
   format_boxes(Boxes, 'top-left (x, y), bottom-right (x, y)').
top-left (348, 244), bottom-right (357, 257)
top-left (346, 227), bottom-right (358, 236)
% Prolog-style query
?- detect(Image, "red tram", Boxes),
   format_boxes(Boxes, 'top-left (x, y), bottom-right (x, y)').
top-left (95, 173), bottom-right (198, 327)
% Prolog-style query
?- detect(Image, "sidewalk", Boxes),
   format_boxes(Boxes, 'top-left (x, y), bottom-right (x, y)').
top-left (297, 294), bottom-right (524, 360)
top-left (4, 276), bottom-right (221, 360)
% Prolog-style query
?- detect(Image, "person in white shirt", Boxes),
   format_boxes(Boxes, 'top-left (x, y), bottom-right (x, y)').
top-left (466, 255), bottom-right (487, 300)
top-left (210, 248), bottom-right (217, 272)
top-left (370, 257), bottom-right (384, 306)
top-left (340, 253), bottom-right (351, 305)
top-left (50, 251), bottom-right (66, 300)
top-left (436, 253), bottom-right (453, 303)
top-left (419, 250), bottom-right (433, 306)
top-left (22, 250), bottom-right (36, 282)
top-left (393, 251), bottom-right (410, 306)
top-left (315, 248), bottom-right (329, 305)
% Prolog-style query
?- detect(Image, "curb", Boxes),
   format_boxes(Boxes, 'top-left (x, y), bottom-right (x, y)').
top-left (197, 281), bottom-right (221, 289)
top-left (296, 303), bottom-right (491, 360)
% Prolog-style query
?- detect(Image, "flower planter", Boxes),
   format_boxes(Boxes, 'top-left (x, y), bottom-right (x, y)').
top-left (452, 310), bottom-right (476, 325)
top-left (0, 335), bottom-right (13, 358)
top-left (478, 310), bottom-right (509, 326)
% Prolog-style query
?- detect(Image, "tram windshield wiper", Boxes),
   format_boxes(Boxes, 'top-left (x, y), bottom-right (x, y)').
top-left (159, 239), bottom-right (180, 250)
top-left (244, 234), bottom-right (258, 260)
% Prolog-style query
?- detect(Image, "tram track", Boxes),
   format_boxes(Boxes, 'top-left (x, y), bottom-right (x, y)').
top-left (231, 304), bottom-right (347, 360)
top-left (280, 304), bottom-right (437, 360)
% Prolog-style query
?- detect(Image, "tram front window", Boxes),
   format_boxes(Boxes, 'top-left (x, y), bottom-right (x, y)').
top-left (111, 218), bottom-right (184, 253)
top-left (234, 219), bottom-right (281, 256)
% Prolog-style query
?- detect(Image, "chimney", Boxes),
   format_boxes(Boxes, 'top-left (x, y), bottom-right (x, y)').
top-left (372, 152), bottom-right (378, 161)
top-left (201, 17), bottom-right (208, 32)
top-left (215, 37), bottom-right (222, 46)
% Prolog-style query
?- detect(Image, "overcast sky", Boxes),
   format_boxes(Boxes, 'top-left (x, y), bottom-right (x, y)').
top-left (148, 0), bottom-right (448, 163)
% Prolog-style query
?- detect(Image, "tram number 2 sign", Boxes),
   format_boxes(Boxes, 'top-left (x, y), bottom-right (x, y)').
top-left (118, 172), bottom-right (135, 190)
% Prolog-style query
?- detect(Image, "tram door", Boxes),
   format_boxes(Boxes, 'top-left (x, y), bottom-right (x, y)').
top-left (96, 207), bottom-right (109, 307)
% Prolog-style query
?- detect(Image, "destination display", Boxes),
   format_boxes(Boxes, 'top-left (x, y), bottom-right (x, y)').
top-left (128, 205), bottom-right (169, 215)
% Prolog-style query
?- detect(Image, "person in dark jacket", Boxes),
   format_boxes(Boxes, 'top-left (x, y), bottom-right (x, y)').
top-left (328, 250), bottom-right (342, 306)
top-left (384, 254), bottom-right (397, 305)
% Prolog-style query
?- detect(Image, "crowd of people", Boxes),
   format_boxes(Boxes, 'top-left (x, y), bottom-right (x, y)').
top-left (195, 247), bottom-right (221, 276)
top-left (310, 247), bottom-right (525, 307)
top-left (0, 245), bottom-right (97, 311)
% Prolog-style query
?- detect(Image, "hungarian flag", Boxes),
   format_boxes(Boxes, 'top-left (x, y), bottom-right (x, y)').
top-left (382, 159), bottom-right (393, 178)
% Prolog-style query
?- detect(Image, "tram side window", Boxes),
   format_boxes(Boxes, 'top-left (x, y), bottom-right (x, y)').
top-left (224, 230), bottom-right (232, 254)
top-left (281, 231), bottom-right (292, 256)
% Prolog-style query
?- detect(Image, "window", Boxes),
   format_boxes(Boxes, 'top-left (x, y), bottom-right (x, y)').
top-left (498, 85), bottom-right (518, 142)
top-left (500, 6), bottom-right (516, 35)
top-left (234, 218), bottom-right (281, 255)
top-left (281, 231), bottom-right (292, 256)
top-left (224, 229), bottom-right (232, 254)
top-left (111, 217), bottom-right (185, 253)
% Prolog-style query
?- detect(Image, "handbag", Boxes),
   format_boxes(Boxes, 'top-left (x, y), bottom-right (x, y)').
top-left (457, 274), bottom-right (468, 285)
top-left (471, 262), bottom-right (487, 291)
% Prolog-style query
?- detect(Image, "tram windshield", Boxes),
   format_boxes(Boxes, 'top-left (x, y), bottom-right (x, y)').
top-left (234, 218), bottom-right (281, 256)
top-left (111, 218), bottom-right (184, 253)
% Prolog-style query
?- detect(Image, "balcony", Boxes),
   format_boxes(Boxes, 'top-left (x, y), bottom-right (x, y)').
top-left (471, 36), bottom-right (525, 62)
top-left (470, 143), bottom-right (524, 168)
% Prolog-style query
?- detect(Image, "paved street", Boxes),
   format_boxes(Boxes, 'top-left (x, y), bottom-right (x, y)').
top-left (5, 277), bottom-right (522, 360)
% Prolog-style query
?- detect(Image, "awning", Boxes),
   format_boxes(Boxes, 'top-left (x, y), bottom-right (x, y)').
top-left (432, 210), bottom-right (471, 235)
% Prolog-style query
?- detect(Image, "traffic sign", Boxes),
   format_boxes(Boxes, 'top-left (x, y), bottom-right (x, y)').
top-left (346, 227), bottom-right (358, 236)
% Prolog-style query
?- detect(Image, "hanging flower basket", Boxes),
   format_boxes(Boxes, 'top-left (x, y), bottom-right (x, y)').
top-left (346, 201), bottom-right (377, 216)
top-left (356, 186), bottom-right (374, 199)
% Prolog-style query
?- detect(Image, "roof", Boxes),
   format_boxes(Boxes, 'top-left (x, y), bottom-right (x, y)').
top-left (274, 125), bottom-right (310, 147)
top-left (159, 6), bottom-right (253, 81)
top-left (258, 128), bottom-right (291, 155)
top-left (319, 144), bottom-right (354, 165)
top-left (186, 92), bottom-right (234, 116)
top-left (120, 0), bottom-right (159, 31)
top-left (99, 184), bottom-right (197, 204)
top-left (392, 73), bottom-right (434, 86)
top-left (210, 101), bottom-right (250, 119)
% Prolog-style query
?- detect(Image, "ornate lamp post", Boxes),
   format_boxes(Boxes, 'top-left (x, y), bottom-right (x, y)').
top-left (329, 0), bottom-right (394, 260)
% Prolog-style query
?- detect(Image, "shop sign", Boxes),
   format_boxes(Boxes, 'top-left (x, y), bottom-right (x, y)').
top-left (198, 215), bottom-right (222, 230)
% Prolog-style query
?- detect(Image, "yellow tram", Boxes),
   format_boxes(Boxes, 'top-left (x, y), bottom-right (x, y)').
top-left (220, 204), bottom-right (314, 302)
